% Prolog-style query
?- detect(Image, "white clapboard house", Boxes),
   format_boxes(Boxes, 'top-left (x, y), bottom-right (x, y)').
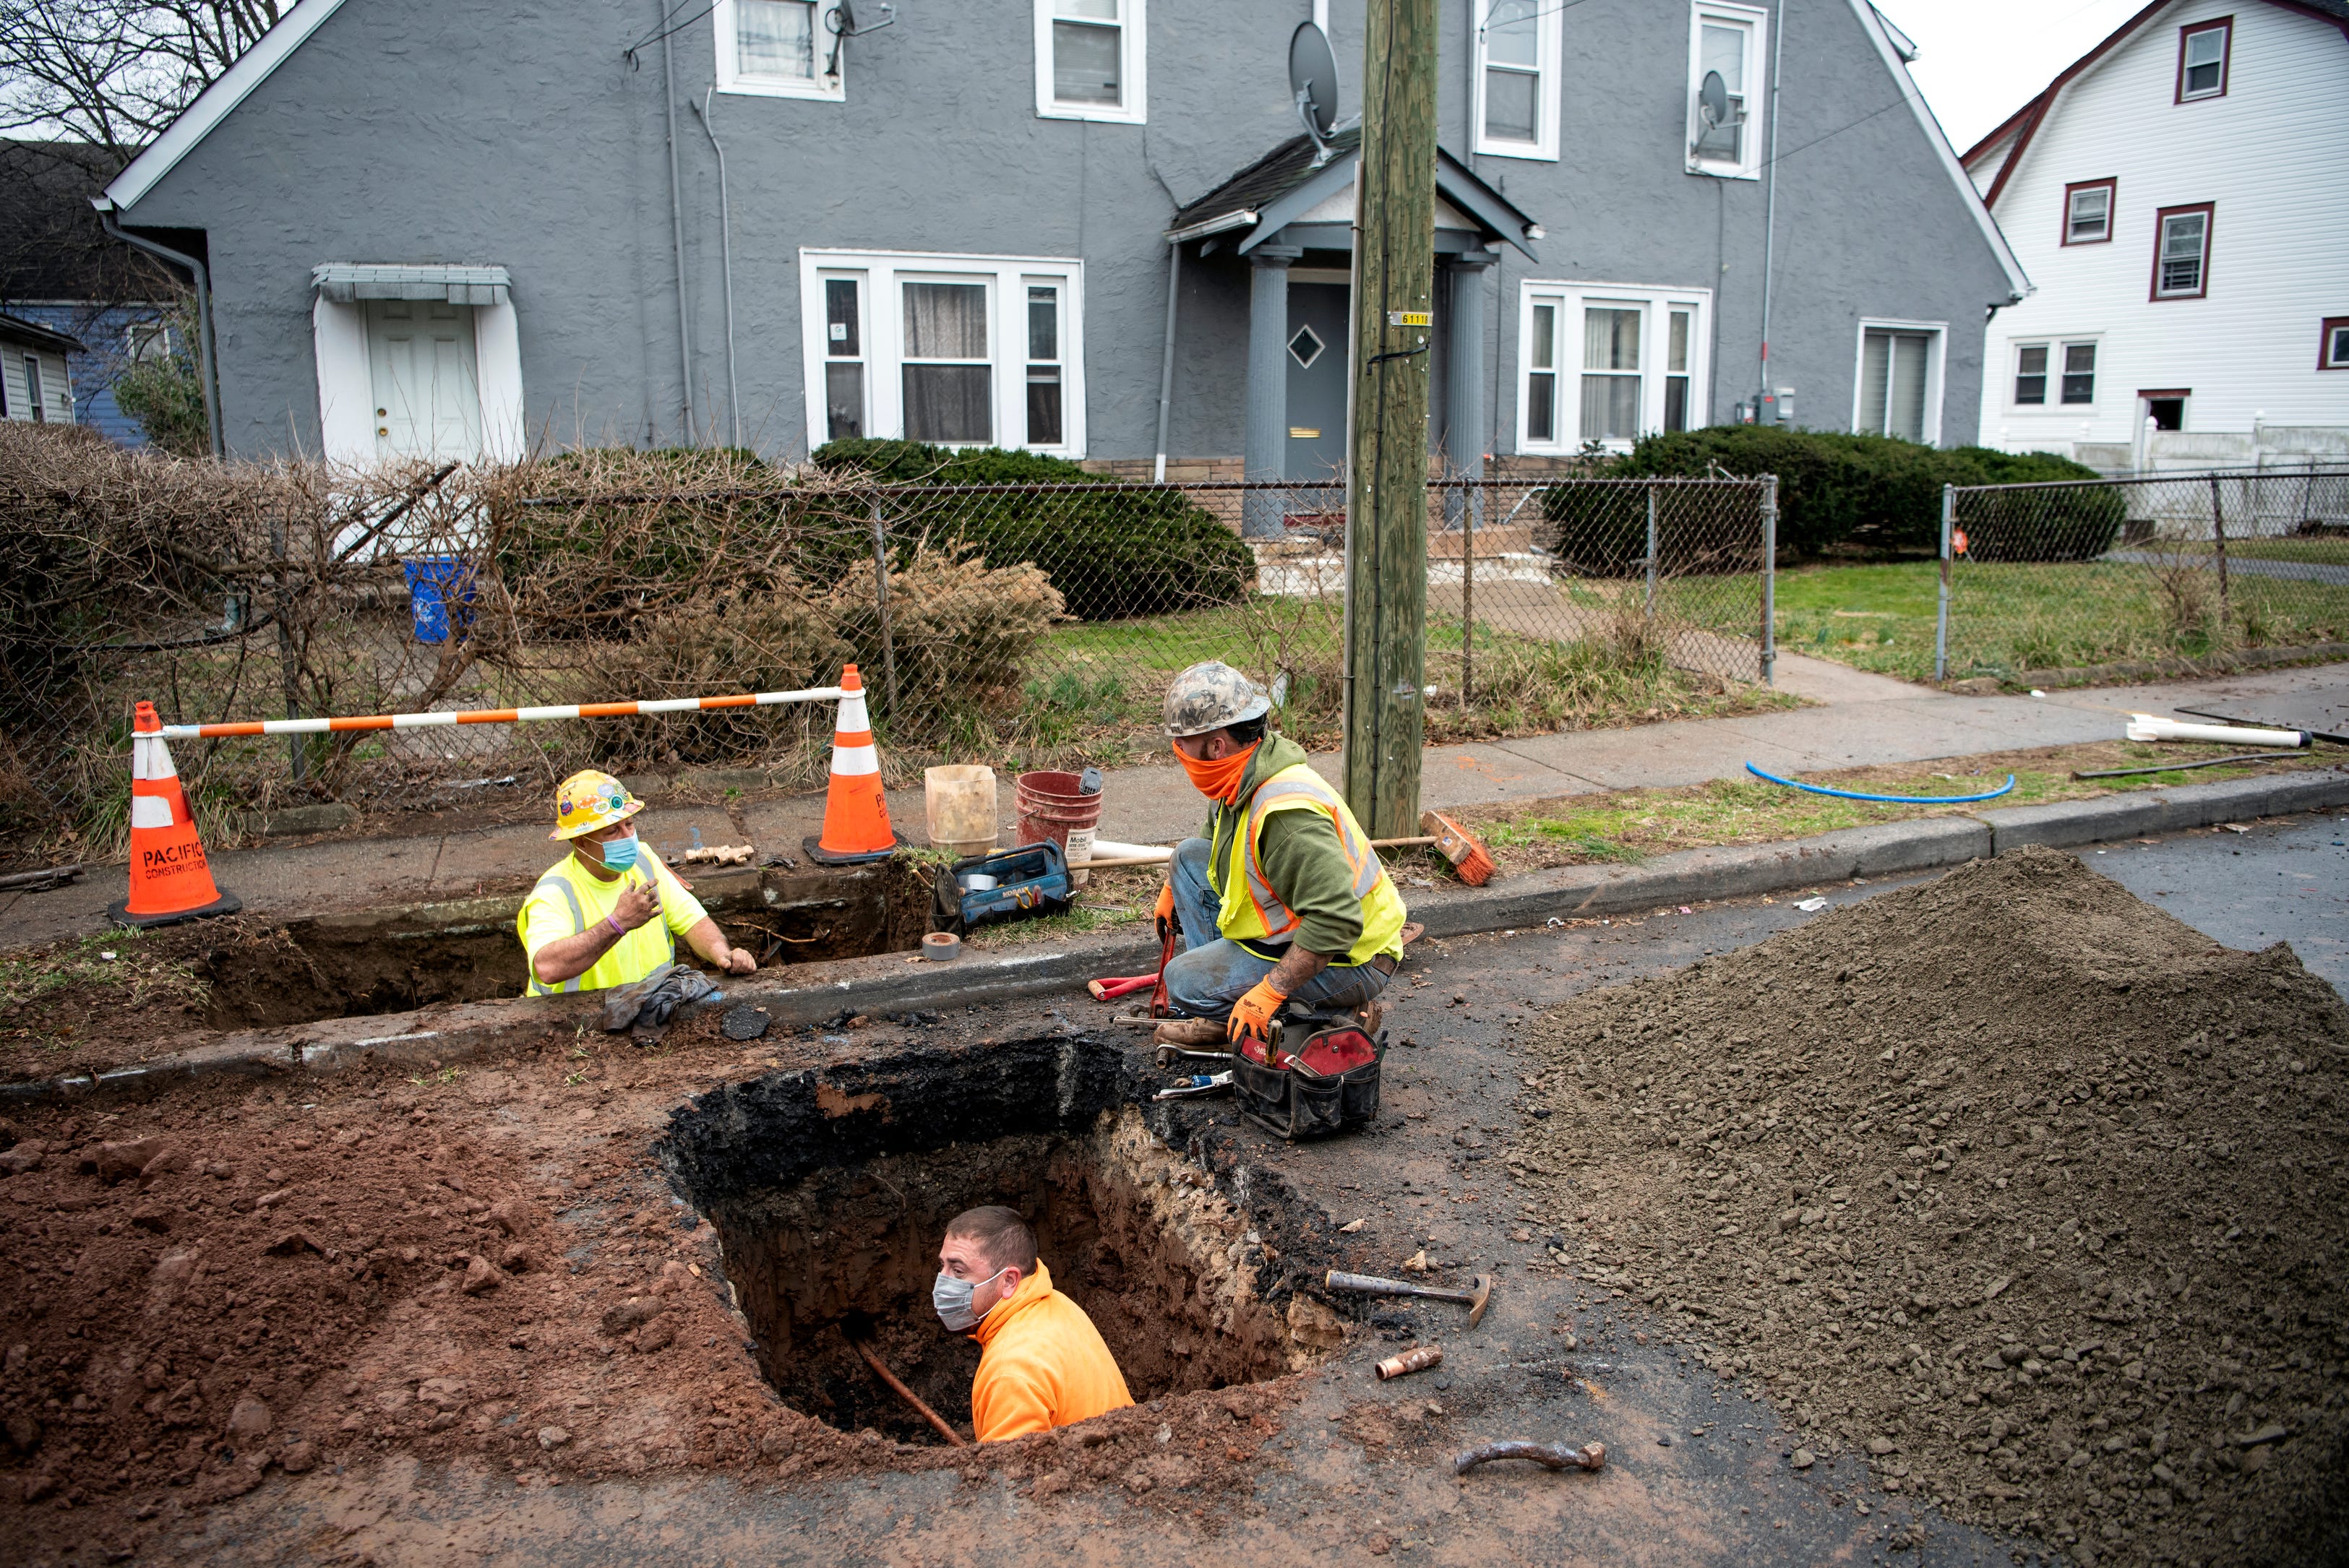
top-left (1962, 0), bottom-right (2349, 472)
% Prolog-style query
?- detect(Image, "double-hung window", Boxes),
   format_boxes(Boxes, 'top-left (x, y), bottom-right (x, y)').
top-left (1517, 283), bottom-right (1711, 452)
top-left (2176, 17), bottom-right (2230, 101)
top-left (2322, 317), bottom-right (2349, 372)
top-left (716, 0), bottom-right (843, 100)
top-left (1852, 322), bottom-right (1945, 444)
top-left (1034, 0), bottom-right (1145, 124)
top-left (1474, 0), bottom-right (1560, 160)
top-left (2011, 340), bottom-right (2095, 407)
top-left (2062, 178), bottom-right (2115, 245)
top-left (2152, 204), bottom-right (2212, 300)
top-left (802, 250), bottom-right (1086, 454)
top-left (1686, 2), bottom-right (1766, 179)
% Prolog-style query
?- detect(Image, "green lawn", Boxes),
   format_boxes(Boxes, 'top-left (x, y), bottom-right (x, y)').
top-left (1773, 557), bottom-right (2349, 684)
top-left (1770, 561), bottom-right (1945, 680)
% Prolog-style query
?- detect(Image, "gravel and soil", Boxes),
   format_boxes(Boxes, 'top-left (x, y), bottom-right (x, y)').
top-left (1507, 846), bottom-right (2349, 1567)
top-left (0, 1009), bottom-right (1324, 1564)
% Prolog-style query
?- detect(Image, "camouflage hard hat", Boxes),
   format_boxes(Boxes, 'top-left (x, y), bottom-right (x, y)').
top-left (1164, 660), bottom-right (1271, 738)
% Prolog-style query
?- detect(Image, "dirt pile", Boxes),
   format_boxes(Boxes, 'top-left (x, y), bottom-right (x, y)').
top-left (1508, 848), bottom-right (2349, 1568)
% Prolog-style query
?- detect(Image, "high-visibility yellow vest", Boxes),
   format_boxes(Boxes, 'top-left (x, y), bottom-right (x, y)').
top-left (1214, 762), bottom-right (1408, 965)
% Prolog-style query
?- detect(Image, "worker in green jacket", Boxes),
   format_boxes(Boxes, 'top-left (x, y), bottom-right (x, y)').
top-left (1152, 661), bottom-right (1409, 1046)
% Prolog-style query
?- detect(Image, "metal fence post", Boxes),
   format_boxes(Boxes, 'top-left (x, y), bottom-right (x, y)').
top-left (1935, 483), bottom-right (1954, 683)
top-left (1461, 485), bottom-right (1475, 708)
top-left (1644, 483), bottom-right (1658, 619)
top-left (270, 510), bottom-right (305, 783)
top-left (867, 496), bottom-right (900, 718)
top-left (2207, 473), bottom-right (2230, 639)
top-left (1758, 475), bottom-right (1777, 686)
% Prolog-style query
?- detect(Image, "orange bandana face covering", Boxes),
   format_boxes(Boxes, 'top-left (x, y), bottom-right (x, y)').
top-left (1176, 739), bottom-right (1258, 804)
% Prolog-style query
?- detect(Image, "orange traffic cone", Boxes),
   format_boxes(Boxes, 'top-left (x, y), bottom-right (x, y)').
top-left (804, 665), bottom-right (903, 865)
top-left (109, 701), bottom-right (241, 928)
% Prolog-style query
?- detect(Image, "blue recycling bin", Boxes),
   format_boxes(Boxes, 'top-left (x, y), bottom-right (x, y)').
top-left (402, 556), bottom-right (477, 643)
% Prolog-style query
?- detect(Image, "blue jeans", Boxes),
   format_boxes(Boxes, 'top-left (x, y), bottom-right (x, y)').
top-left (1160, 837), bottom-right (1393, 1019)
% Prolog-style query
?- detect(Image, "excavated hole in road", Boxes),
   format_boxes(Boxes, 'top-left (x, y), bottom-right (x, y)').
top-left (659, 1036), bottom-right (1320, 1444)
top-left (181, 859), bottom-right (932, 1031)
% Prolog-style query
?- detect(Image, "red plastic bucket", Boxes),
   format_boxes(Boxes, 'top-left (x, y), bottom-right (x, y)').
top-left (1015, 770), bottom-right (1104, 885)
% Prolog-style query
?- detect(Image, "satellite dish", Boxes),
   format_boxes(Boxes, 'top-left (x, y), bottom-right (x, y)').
top-left (1697, 69), bottom-right (1731, 129)
top-left (1289, 22), bottom-right (1341, 165)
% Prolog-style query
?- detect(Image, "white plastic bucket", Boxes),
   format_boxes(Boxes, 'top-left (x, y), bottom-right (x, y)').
top-left (924, 764), bottom-right (998, 858)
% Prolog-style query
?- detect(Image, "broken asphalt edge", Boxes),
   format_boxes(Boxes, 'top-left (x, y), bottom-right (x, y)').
top-left (9, 766), bottom-right (2345, 1107)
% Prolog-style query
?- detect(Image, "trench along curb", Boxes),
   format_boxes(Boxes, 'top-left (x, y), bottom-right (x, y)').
top-left (7, 767), bottom-right (2345, 1108)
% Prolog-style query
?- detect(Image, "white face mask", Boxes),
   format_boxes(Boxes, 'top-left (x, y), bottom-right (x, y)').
top-left (932, 1265), bottom-right (1010, 1332)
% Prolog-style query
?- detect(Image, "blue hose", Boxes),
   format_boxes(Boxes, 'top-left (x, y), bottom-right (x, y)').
top-left (1743, 762), bottom-right (2017, 804)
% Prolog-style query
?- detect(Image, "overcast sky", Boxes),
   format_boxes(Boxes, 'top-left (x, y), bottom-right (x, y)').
top-left (1870, 0), bottom-right (2152, 154)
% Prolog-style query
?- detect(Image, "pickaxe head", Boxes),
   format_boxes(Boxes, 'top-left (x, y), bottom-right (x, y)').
top-left (1465, 1272), bottom-right (1492, 1328)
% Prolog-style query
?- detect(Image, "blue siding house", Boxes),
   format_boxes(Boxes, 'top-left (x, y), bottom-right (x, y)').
top-left (92, 0), bottom-right (2025, 475)
top-left (0, 140), bottom-right (179, 447)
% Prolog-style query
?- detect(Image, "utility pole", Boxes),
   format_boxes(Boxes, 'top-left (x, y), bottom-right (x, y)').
top-left (1341, 0), bottom-right (1437, 840)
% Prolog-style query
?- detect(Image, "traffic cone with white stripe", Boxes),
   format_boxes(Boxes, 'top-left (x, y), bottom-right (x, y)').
top-left (804, 665), bottom-right (903, 865)
top-left (109, 701), bottom-right (241, 928)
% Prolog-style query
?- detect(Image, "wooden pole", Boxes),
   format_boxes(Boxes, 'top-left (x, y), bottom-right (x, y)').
top-left (1341, 0), bottom-right (1438, 840)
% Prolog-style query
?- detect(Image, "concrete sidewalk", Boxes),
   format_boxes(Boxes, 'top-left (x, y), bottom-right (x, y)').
top-left (9, 657), bottom-right (2345, 948)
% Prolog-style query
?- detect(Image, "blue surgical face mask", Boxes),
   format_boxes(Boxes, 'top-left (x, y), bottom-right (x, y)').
top-left (932, 1265), bottom-right (1010, 1332)
top-left (599, 830), bottom-right (640, 872)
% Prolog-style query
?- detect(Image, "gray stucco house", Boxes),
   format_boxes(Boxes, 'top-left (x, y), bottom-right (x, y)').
top-left (97, 0), bottom-right (2026, 485)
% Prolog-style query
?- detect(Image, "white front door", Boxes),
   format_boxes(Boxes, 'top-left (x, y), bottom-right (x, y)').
top-left (366, 299), bottom-right (482, 460)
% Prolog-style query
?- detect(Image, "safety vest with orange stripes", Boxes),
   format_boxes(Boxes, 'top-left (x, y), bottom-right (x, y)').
top-left (1214, 762), bottom-right (1409, 966)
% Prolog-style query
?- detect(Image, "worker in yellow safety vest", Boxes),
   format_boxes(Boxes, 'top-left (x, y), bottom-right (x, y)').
top-left (517, 770), bottom-right (757, 996)
top-left (1152, 661), bottom-right (1409, 1048)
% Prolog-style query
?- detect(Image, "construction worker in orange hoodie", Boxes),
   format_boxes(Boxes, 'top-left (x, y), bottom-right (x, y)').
top-left (934, 1205), bottom-right (1132, 1442)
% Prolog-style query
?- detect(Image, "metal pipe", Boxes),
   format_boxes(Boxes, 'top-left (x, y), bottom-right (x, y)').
top-left (660, 6), bottom-right (697, 443)
top-left (1152, 241), bottom-right (1181, 483)
top-left (1759, 474), bottom-right (1777, 686)
top-left (1756, 0), bottom-right (1787, 411)
top-left (1935, 481), bottom-right (1954, 681)
top-left (867, 499), bottom-right (899, 717)
top-left (691, 87), bottom-right (739, 450)
top-left (850, 1340), bottom-right (966, 1447)
top-left (99, 212), bottom-right (223, 458)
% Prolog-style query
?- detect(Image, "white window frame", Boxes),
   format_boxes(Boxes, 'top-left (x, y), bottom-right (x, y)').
top-left (1849, 319), bottom-right (1947, 445)
top-left (1472, 0), bottom-right (1562, 162)
top-left (2007, 337), bottom-right (2100, 412)
top-left (799, 249), bottom-right (1087, 455)
top-left (715, 0), bottom-right (846, 103)
top-left (1033, 0), bottom-right (1146, 125)
top-left (1514, 280), bottom-right (1713, 455)
top-left (1685, 1), bottom-right (1767, 181)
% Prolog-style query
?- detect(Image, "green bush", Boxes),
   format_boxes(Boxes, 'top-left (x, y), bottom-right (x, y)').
top-left (1549, 427), bottom-right (2110, 563)
top-left (812, 439), bottom-right (1255, 620)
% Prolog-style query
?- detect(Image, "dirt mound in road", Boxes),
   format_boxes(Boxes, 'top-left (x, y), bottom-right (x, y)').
top-left (1508, 847), bottom-right (2349, 1568)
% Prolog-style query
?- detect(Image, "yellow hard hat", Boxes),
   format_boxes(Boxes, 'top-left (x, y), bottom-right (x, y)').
top-left (550, 770), bottom-right (644, 840)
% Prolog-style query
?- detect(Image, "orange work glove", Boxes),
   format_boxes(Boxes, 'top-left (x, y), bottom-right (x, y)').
top-left (1154, 882), bottom-right (1175, 926)
top-left (1227, 974), bottom-right (1289, 1046)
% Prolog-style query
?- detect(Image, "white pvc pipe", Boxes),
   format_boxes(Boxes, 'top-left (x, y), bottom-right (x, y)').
top-left (2126, 713), bottom-right (2309, 749)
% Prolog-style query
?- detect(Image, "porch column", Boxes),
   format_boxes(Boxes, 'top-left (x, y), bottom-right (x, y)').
top-left (1243, 245), bottom-right (1303, 538)
top-left (1445, 250), bottom-right (1495, 484)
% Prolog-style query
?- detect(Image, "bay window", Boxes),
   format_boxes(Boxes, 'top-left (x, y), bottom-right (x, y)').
top-left (800, 249), bottom-right (1086, 454)
top-left (1518, 282), bottom-right (1711, 452)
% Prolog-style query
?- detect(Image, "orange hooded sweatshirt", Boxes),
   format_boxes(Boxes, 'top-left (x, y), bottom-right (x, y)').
top-left (968, 1259), bottom-right (1134, 1442)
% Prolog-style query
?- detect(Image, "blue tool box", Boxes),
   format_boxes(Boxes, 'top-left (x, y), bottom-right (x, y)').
top-left (944, 841), bottom-right (1075, 930)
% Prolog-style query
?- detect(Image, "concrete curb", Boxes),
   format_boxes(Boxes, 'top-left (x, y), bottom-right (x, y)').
top-left (9, 766), bottom-right (2343, 1106)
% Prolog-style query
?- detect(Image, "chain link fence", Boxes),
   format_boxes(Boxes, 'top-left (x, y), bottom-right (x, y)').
top-left (1939, 465), bottom-right (2349, 681)
top-left (1, 428), bottom-right (1779, 856)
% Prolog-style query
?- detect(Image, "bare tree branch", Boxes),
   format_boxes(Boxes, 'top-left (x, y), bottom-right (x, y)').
top-left (0, 0), bottom-right (284, 164)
